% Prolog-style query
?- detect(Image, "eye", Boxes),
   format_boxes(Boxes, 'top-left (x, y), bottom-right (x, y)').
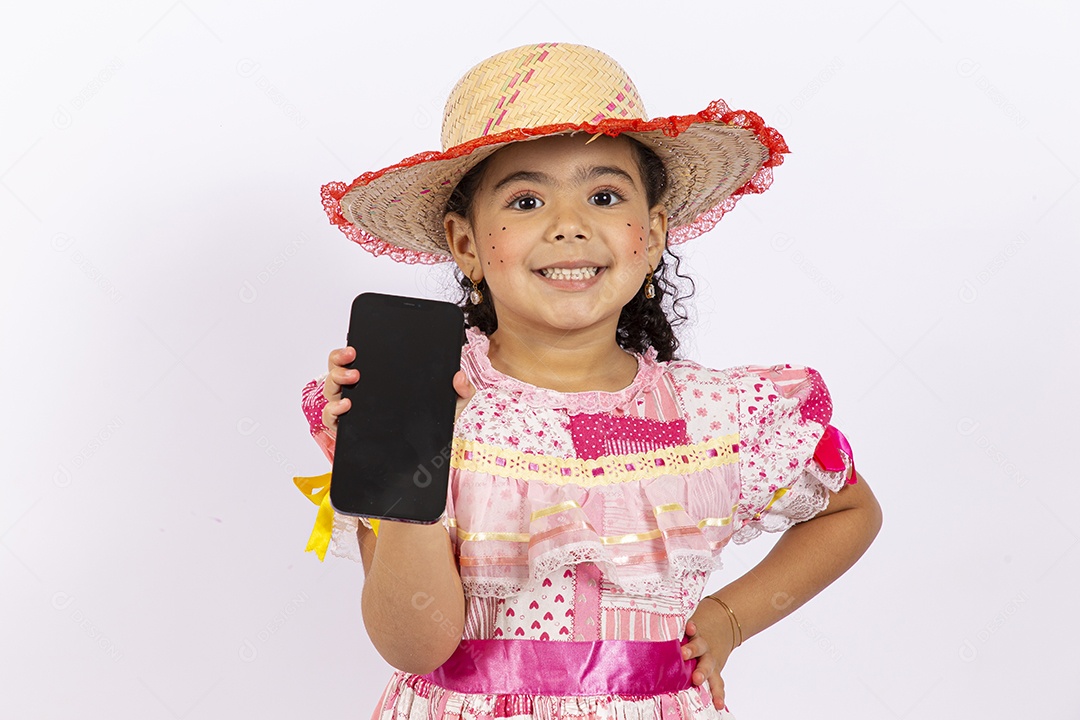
top-left (508, 194), bottom-right (543, 211)
top-left (590, 190), bottom-right (623, 207)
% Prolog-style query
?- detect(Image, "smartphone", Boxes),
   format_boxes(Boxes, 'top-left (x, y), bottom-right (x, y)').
top-left (329, 292), bottom-right (465, 524)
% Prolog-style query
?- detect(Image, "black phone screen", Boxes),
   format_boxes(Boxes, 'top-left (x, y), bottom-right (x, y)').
top-left (329, 293), bottom-right (464, 524)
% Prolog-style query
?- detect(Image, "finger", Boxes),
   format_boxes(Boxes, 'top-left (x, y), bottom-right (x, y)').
top-left (692, 652), bottom-right (710, 684)
top-left (709, 672), bottom-right (726, 710)
top-left (323, 348), bottom-right (359, 401)
top-left (324, 348), bottom-right (346, 399)
top-left (681, 636), bottom-right (707, 663)
top-left (327, 346), bottom-right (355, 373)
top-left (322, 396), bottom-right (351, 430)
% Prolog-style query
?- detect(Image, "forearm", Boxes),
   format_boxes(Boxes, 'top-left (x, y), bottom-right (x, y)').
top-left (362, 521), bottom-right (464, 674)
top-left (710, 487), bottom-right (882, 644)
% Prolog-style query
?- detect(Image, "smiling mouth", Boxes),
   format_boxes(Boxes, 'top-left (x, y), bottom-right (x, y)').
top-left (538, 267), bottom-right (601, 280)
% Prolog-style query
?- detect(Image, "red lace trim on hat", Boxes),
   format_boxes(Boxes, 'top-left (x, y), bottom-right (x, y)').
top-left (321, 100), bottom-right (790, 265)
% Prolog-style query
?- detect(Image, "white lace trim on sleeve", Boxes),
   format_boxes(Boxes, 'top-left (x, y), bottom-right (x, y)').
top-left (329, 513), bottom-right (362, 562)
top-left (732, 449), bottom-right (852, 544)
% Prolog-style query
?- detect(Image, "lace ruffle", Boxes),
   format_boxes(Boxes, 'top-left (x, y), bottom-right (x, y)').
top-left (329, 508), bottom-right (453, 563)
top-left (731, 449), bottom-right (851, 544)
top-left (451, 463), bottom-right (739, 599)
top-left (461, 327), bottom-right (665, 413)
top-left (329, 512), bottom-right (363, 562)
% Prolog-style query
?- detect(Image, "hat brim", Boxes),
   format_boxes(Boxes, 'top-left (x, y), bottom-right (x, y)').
top-left (321, 99), bottom-right (789, 264)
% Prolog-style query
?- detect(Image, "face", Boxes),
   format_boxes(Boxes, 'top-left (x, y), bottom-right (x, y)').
top-left (444, 133), bottom-right (667, 339)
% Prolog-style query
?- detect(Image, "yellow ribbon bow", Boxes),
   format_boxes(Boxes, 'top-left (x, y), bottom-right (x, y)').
top-left (292, 472), bottom-right (379, 560)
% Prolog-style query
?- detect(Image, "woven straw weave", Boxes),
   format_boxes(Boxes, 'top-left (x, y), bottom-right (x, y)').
top-left (330, 43), bottom-right (781, 262)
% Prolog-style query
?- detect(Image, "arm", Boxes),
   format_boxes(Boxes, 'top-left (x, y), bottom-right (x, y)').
top-left (705, 470), bottom-right (883, 641)
top-left (305, 349), bottom-right (473, 675)
top-left (683, 471), bottom-right (881, 710)
top-left (359, 518), bottom-right (465, 675)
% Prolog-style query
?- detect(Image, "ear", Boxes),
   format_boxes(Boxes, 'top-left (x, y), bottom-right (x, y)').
top-left (444, 212), bottom-right (481, 280)
top-left (645, 203), bottom-right (668, 270)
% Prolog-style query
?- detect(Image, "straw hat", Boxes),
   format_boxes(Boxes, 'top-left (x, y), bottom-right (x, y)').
top-left (321, 43), bottom-right (789, 264)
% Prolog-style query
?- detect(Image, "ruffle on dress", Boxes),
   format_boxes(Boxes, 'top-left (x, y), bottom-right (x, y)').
top-left (447, 444), bottom-right (741, 598)
top-left (730, 364), bottom-right (856, 545)
top-left (460, 327), bottom-right (666, 413)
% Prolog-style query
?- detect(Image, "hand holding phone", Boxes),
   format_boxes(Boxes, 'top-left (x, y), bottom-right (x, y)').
top-left (328, 293), bottom-right (465, 524)
top-left (322, 347), bottom-right (476, 438)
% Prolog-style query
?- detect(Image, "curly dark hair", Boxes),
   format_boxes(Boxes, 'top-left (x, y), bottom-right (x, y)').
top-left (444, 136), bottom-right (695, 362)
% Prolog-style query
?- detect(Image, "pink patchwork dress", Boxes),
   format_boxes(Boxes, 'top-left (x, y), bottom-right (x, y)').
top-left (299, 327), bottom-right (856, 720)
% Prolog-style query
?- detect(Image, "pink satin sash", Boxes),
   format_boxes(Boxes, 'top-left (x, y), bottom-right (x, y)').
top-left (420, 638), bottom-right (697, 696)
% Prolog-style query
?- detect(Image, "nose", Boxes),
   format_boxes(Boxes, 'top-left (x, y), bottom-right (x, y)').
top-left (547, 197), bottom-right (590, 242)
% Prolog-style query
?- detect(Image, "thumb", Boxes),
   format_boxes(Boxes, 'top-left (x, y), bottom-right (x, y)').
top-left (453, 370), bottom-right (476, 400)
top-left (453, 370), bottom-right (476, 422)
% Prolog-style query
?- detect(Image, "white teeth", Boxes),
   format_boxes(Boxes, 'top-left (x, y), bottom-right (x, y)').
top-left (541, 267), bottom-right (599, 281)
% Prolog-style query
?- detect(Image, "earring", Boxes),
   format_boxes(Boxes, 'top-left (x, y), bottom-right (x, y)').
top-left (469, 276), bottom-right (484, 305)
top-left (643, 269), bottom-right (656, 299)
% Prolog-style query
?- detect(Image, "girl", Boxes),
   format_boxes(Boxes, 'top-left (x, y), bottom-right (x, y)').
top-left (294, 43), bottom-right (882, 719)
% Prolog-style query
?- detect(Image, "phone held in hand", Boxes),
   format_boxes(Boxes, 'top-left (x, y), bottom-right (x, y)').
top-left (330, 292), bottom-right (464, 525)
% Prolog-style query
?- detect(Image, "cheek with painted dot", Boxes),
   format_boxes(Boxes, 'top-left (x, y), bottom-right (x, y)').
top-left (479, 236), bottom-right (515, 270)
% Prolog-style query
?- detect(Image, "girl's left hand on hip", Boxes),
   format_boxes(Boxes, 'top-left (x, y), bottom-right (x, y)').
top-left (682, 612), bottom-right (733, 711)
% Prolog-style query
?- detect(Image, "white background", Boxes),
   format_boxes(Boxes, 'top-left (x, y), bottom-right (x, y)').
top-left (2, 1), bottom-right (1077, 718)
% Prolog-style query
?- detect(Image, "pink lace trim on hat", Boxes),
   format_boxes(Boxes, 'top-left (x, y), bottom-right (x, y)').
top-left (321, 100), bottom-right (790, 264)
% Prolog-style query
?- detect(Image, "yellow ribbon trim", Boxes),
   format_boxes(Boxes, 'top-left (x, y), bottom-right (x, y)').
top-left (530, 499), bottom-right (581, 521)
top-left (753, 487), bottom-right (789, 519)
top-left (292, 472), bottom-right (382, 561)
top-left (455, 528), bottom-right (532, 543)
top-left (292, 472), bottom-right (334, 561)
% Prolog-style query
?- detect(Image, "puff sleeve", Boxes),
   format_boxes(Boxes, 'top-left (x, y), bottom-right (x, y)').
top-left (302, 373), bottom-right (336, 464)
top-left (731, 364), bottom-right (857, 545)
top-left (299, 373), bottom-right (373, 561)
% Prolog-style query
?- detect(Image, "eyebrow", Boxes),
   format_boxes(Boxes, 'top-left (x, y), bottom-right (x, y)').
top-left (491, 165), bottom-right (639, 192)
